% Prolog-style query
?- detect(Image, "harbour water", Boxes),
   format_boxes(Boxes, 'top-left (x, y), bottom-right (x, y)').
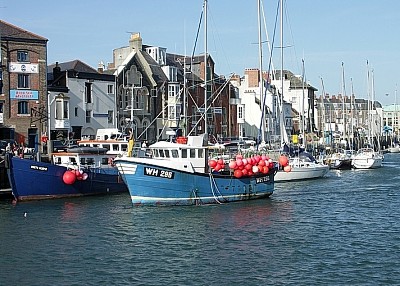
top-left (1, 154), bottom-right (400, 285)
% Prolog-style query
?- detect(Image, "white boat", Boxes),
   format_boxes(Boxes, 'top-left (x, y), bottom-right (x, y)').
top-left (388, 144), bottom-right (400, 153)
top-left (274, 152), bottom-right (329, 182)
top-left (351, 148), bottom-right (383, 169)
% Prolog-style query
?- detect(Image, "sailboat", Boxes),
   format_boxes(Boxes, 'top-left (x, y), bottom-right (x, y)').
top-left (114, 0), bottom-right (276, 206)
top-left (352, 62), bottom-right (383, 169)
top-left (271, 0), bottom-right (328, 182)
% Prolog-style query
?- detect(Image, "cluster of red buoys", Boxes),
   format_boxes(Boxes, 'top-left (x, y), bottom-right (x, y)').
top-left (62, 169), bottom-right (89, 185)
top-left (208, 154), bottom-right (290, 178)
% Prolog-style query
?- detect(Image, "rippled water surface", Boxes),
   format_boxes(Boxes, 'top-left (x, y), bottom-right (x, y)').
top-left (1, 154), bottom-right (400, 285)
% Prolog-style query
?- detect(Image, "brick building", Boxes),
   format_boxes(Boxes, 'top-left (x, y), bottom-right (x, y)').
top-left (0, 20), bottom-right (48, 152)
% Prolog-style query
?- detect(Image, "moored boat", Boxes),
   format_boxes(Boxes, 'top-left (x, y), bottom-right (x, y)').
top-left (114, 134), bottom-right (277, 206)
top-left (351, 148), bottom-right (383, 169)
top-left (5, 147), bottom-right (128, 201)
top-left (274, 151), bottom-right (329, 182)
top-left (324, 149), bottom-right (354, 170)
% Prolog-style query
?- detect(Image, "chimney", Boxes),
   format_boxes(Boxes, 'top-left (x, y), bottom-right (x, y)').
top-left (53, 61), bottom-right (61, 79)
top-left (245, 68), bottom-right (259, 88)
top-left (129, 32), bottom-right (143, 51)
top-left (97, 61), bottom-right (105, 73)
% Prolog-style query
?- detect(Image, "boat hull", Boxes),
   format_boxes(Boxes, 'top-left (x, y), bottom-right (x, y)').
top-left (6, 155), bottom-right (128, 201)
top-left (352, 157), bottom-right (383, 169)
top-left (274, 165), bottom-right (329, 182)
top-left (115, 159), bottom-right (275, 206)
top-left (327, 159), bottom-right (353, 170)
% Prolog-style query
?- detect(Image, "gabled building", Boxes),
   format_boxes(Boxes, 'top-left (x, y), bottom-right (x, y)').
top-left (108, 33), bottom-right (168, 142)
top-left (0, 20), bottom-right (48, 151)
top-left (108, 33), bottom-right (238, 143)
top-left (47, 60), bottom-right (116, 141)
top-left (270, 69), bottom-right (318, 134)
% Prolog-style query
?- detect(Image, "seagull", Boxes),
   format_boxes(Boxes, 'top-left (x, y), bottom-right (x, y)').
top-left (23, 212), bottom-right (27, 218)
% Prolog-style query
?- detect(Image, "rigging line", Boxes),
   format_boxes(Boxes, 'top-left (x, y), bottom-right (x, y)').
top-left (282, 0), bottom-right (301, 76)
top-left (191, 6), bottom-right (204, 61)
top-left (187, 75), bottom-right (234, 136)
top-left (257, 0), bottom-right (280, 146)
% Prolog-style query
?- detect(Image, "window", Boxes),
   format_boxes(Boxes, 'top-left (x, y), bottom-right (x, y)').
top-left (74, 107), bottom-right (78, 117)
top-left (17, 51), bottom-right (29, 62)
top-left (18, 101), bottom-right (29, 114)
top-left (108, 110), bottom-right (113, 124)
top-left (86, 110), bottom-right (91, 123)
top-left (55, 99), bottom-right (69, 119)
top-left (18, 74), bottom-right (30, 88)
top-left (238, 105), bottom-right (244, 119)
top-left (107, 84), bottom-right (114, 94)
top-left (85, 82), bottom-right (92, 103)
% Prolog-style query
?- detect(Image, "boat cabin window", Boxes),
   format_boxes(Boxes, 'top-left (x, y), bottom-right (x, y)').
top-left (112, 144), bottom-right (119, 151)
top-left (92, 144), bottom-right (99, 148)
top-left (54, 157), bottom-right (61, 164)
top-left (121, 144), bottom-right (128, 151)
top-left (171, 150), bottom-right (179, 158)
top-left (165, 150), bottom-right (170, 158)
top-left (101, 158), bottom-right (109, 165)
top-left (102, 144), bottom-right (110, 151)
top-left (159, 149), bottom-right (165, 158)
top-left (70, 157), bottom-right (77, 165)
top-left (190, 149), bottom-right (196, 158)
top-left (80, 158), bottom-right (95, 165)
top-left (182, 149), bottom-right (187, 158)
top-left (198, 149), bottom-right (204, 158)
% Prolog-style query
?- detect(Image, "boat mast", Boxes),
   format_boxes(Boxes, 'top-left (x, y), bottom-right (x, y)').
top-left (341, 62), bottom-right (346, 148)
top-left (258, 0), bottom-right (265, 143)
top-left (279, 0), bottom-right (286, 146)
top-left (301, 59), bottom-right (306, 147)
top-left (204, 0), bottom-right (208, 139)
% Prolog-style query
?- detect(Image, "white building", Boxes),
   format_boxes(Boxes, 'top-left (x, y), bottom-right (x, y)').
top-left (47, 60), bottom-right (117, 140)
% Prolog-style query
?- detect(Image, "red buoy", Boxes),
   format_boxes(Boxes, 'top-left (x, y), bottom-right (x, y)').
top-left (279, 155), bottom-right (289, 167)
top-left (63, 170), bottom-right (76, 185)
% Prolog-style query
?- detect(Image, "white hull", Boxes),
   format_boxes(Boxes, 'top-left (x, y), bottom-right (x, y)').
top-left (351, 148), bottom-right (383, 169)
top-left (388, 146), bottom-right (400, 153)
top-left (274, 164), bottom-right (329, 182)
top-left (352, 157), bottom-right (383, 169)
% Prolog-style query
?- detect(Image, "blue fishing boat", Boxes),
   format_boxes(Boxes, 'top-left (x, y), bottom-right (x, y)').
top-left (5, 147), bottom-right (127, 201)
top-left (114, 135), bottom-right (276, 206)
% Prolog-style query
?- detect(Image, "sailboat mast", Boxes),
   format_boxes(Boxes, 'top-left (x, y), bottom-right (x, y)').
top-left (258, 0), bottom-right (265, 143)
top-left (341, 62), bottom-right (346, 146)
top-left (204, 0), bottom-right (208, 139)
top-left (301, 59), bottom-right (306, 146)
top-left (279, 0), bottom-right (285, 146)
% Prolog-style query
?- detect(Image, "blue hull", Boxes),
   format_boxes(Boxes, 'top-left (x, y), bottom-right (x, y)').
top-left (7, 156), bottom-right (128, 201)
top-left (116, 160), bottom-right (275, 206)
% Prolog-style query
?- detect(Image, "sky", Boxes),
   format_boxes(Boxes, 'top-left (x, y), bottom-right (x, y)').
top-left (2, 0), bottom-right (400, 106)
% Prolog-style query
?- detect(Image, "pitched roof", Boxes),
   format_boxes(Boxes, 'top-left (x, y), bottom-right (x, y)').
top-left (47, 60), bottom-right (98, 73)
top-left (0, 20), bottom-right (47, 42)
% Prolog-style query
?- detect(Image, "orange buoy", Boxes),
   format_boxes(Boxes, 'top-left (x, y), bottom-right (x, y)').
top-left (234, 169), bottom-right (243, 178)
top-left (279, 155), bottom-right (289, 167)
top-left (63, 170), bottom-right (76, 185)
top-left (228, 160), bottom-right (237, 169)
top-left (208, 159), bottom-right (217, 168)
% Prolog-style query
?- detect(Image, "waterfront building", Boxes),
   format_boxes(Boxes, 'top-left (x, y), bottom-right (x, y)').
top-left (314, 94), bottom-right (383, 147)
top-left (108, 33), bottom-right (238, 143)
top-left (270, 69), bottom-right (318, 134)
top-left (0, 20), bottom-right (48, 152)
top-left (47, 60), bottom-right (117, 142)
